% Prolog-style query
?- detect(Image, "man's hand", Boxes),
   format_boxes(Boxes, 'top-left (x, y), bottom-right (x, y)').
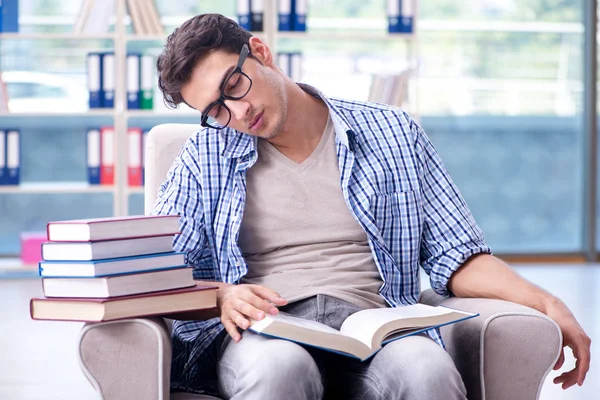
top-left (544, 298), bottom-right (591, 389)
top-left (218, 283), bottom-right (288, 342)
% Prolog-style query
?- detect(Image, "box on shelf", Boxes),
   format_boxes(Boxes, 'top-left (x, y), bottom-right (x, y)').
top-left (20, 231), bottom-right (47, 265)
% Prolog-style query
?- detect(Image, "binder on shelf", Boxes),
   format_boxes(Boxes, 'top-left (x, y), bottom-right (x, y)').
top-left (127, 53), bottom-right (141, 110)
top-left (400, 0), bottom-right (414, 33)
top-left (87, 128), bottom-right (101, 185)
top-left (102, 52), bottom-right (115, 108)
top-left (290, 52), bottom-right (302, 83)
top-left (87, 52), bottom-right (103, 109)
top-left (140, 54), bottom-right (154, 110)
top-left (292, 0), bottom-right (307, 32)
top-left (387, 0), bottom-right (414, 33)
top-left (100, 126), bottom-right (115, 185)
top-left (0, 0), bottom-right (3, 33)
top-left (250, 0), bottom-right (264, 32)
top-left (237, 0), bottom-right (251, 31)
top-left (141, 129), bottom-right (149, 186)
top-left (2, 0), bottom-right (19, 33)
top-left (128, 127), bottom-right (143, 187)
top-left (278, 0), bottom-right (292, 31)
top-left (6, 129), bottom-right (20, 185)
top-left (0, 130), bottom-right (6, 185)
top-left (277, 53), bottom-right (290, 78)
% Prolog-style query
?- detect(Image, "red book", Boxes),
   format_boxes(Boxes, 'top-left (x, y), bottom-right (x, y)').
top-left (46, 214), bottom-right (180, 242)
top-left (30, 284), bottom-right (218, 322)
top-left (100, 126), bottom-right (115, 185)
top-left (127, 127), bottom-right (143, 186)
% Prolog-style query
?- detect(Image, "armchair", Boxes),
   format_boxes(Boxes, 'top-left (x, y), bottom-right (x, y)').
top-left (77, 123), bottom-right (562, 400)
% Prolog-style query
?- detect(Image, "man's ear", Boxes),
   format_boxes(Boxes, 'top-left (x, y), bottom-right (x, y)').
top-left (248, 36), bottom-right (273, 66)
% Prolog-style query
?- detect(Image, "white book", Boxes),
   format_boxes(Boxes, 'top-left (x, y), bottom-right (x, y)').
top-left (250, 304), bottom-right (477, 361)
top-left (42, 235), bottom-right (175, 261)
top-left (42, 267), bottom-right (194, 298)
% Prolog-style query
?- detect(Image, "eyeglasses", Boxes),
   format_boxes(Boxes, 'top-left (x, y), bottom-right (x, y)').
top-left (200, 44), bottom-right (253, 129)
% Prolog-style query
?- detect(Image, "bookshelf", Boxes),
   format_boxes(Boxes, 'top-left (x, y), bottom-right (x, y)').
top-left (0, 0), bottom-right (417, 261)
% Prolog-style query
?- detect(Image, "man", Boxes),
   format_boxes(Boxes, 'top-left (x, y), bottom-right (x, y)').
top-left (154, 13), bottom-right (590, 399)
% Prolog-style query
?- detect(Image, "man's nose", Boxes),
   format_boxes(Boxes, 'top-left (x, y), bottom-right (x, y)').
top-left (224, 99), bottom-right (250, 122)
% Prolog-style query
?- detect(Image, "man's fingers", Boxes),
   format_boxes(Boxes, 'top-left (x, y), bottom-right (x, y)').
top-left (221, 318), bottom-right (241, 343)
top-left (240, 292), bottom-right (281, 317)
top-left (252, 285), bottom-right (288, 307)
top-left (573, 334), bottom-right (591, 385)
top-left (236, 298), bottom-right (266, 321)
top-left (553, 371), bottom-right (578, 390)
top-left (554, 350), bottom-right (565, 370)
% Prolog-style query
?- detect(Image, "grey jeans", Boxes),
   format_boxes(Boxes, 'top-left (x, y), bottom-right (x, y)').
top-left (217, 294), bottom-right (467, 400)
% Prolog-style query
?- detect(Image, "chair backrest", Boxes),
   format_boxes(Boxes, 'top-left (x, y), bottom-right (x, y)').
top-left (143, 123), bottom-right (199, 214)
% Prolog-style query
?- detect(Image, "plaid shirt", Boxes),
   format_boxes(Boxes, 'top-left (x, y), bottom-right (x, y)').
top-left (153, 86), bottom-right (492, 395)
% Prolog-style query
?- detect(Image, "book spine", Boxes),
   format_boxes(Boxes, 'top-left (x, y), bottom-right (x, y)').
top-left (87, 128), bottom-right (101, 185)
top-left (278, 0), bottom-right (292, 31)
top-left (100, 126), bottom-right (115, 185)
top-left (400, 0), bottom-right (414, 33)
top-left (387, 0), bottom-right (400, 33)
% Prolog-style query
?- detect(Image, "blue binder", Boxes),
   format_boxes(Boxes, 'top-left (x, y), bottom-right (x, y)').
top-left (127, 53), bottom-right (141, 110)
top-left (399, 0), bottom-right (414, 33)
top-left (0, 130), bottom-right (6, 185)
top-left (6, 129), bottom-right (19, 185)
top-left (250, 0), bottom-right (264, 32)
top-left (87, 128), bottom-right (101, 185)
top-left (101, 52), bottom-right (115, 108)
top-left (2, 0), bottom-right (18, 32)
top-left (87, 52), bottom-right (103, 108)
top-left (237, 0), bottom-right (251, 31)
top-left (278, 0), bottom-right (292, 31)
top-left (292, 0), bottom-right (307, 31)
top-left (0, 0), bottom-right (4, 33)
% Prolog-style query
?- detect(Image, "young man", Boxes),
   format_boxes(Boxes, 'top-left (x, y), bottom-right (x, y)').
top-left (154, 13), bottom-right (590, 399)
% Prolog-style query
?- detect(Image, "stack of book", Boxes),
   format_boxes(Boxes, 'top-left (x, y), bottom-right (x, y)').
top-left (30, 215), bottom-right (217, 322)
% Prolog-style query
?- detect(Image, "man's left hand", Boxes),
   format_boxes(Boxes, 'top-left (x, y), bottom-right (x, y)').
top-left (544, 298), bottom-right (591, 389)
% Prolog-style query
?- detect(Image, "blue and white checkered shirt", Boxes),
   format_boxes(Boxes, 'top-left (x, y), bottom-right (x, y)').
top-left (154, 85), bottom-right (492, 395)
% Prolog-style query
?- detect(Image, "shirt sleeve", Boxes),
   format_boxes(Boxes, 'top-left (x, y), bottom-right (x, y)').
top-left (411, 118), bottom-right (493, 296)
top-left (152, 150), bottom-right (216, 281)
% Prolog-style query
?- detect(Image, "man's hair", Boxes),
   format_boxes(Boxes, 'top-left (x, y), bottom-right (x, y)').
top-left (157, 13), bottom-right (253, 109)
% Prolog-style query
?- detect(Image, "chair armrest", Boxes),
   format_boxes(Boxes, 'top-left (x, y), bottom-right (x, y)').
top-left (420, 289), bottom-right (562, 400)
top-left (77, 318), bottom-right (172, 400)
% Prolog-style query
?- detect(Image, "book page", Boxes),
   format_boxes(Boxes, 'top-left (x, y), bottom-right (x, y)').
top-left (339, 304), bottom-right (471, 349)
top-left (251, 313), bottom-right (347, 336)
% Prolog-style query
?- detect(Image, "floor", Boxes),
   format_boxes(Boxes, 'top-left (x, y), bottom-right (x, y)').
top-left (0, 264), bottom-right (598, 400)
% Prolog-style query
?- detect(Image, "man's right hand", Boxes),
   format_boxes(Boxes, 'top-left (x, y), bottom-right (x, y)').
top-left (217, 283), bottom-right (288, 342)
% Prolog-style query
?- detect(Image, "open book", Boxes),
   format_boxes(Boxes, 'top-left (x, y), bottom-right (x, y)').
top-left (249, 303), bottom-right (477, 361)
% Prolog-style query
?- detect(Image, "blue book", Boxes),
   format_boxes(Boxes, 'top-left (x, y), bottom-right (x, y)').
top-left (101, 52), bottom-right (115, 108)
top-left (292, 0), bottom-right (307, 31)
top-left (2, 0), bottom-right (18, 32)
top-left (87, 52), bottom-right (103, 108)
top-left (127, 53), bottom-right (141, 109)
top-left (0, 129), bottom-right (6, 185)
top-left (249, 304), bottom-right (478, 361)
top-left (87, 128), bottom-right (101, 185)
top-left (38, 252), bottom-right (186, 278)
top-left (5, 129), bottom-right (19, 185)
top-left (237, 0), bottom-right (251, 31)
top-left (278, 0), bottom-right (292, 31)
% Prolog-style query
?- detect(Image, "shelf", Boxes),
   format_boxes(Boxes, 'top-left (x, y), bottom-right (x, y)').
top-left (0, 258), bottom-right (39, 279)
top-left (0, 110), bottom-right (116, 118)
top-left (0, 183), bottom-right (116, 194)
top-left (0, 33), bottom-right (115, 40)
top-left (125, 110), bottom-right (199, 118)
top-left (127, 187), bottom-right (145, 194)
top-left (276, 31), bottom-right (415, 41)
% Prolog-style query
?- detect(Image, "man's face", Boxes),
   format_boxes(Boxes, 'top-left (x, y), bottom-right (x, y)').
top-left (181, 41), bottom-right (288, 139)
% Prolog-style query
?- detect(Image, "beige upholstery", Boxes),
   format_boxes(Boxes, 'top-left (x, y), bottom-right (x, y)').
top-left (77, 123), bottom-right (563, 400)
